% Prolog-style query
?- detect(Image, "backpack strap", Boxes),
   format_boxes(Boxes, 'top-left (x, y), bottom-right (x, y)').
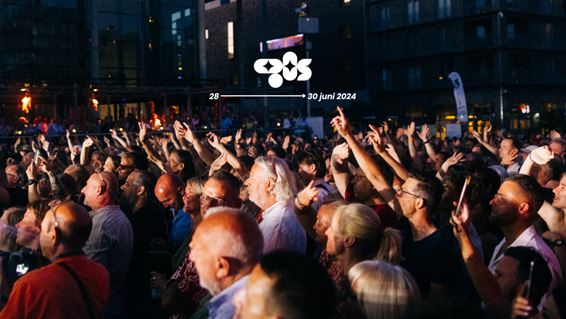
top-left (56, 262), bottom-right (96, 319)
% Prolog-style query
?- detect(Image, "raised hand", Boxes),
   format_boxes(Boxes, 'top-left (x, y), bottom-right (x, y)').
top-left (26, 161), bottom-right (38, 180)
top-left (471, 129), bottom-right (482, 141)
top-left (501, 148), bottom-right (519, 166)
top-left (207, 132), bottom-right (221, 149)
top-left (367, 124), bottom-right (385, 154)
top-left (443, 152), bottom-right (464, 169)
top-left (406, 121), bottom-right (416, 137)
top-left (220, 135), bottom-right (233, 144)
top-left (65, 129), bottom-right (71, 140)
top-left (209, 153), bottom-right (228, 176)
top-left (182, 122), bottom-right (197, 143)
top-left (235, 128), bottom-right (242, 143)
top-left (450, 200), bottom-right (471, 235)
top-left (330, 106), bottom-right (351, 137)
top-left (296, 180), bottom-right (319, 208)
top-left (510, 284), bottom-right (533, 319)
top-left (282, 135), bottom-right (291, 150)
top-left (550, 130), bottom-right (561, 140)
top-left (416, 124), bottom-right (430, 142)
top-left (82, 136), bottom-right (94, 148)
top-left (111, 129), bottom-right (119, 139)
top-left (529, 145), bottom-right (554, 165)
top-left (332, 143), bottom-right (350, 164)
top-left (138, 122), bottom-right (147, 142)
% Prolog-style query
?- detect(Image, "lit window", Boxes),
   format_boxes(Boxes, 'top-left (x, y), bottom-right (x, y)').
top-left (342, 0), bottom-right (351, 5)
top-left (227, 21), bottom-right (234, 59)
top-left (205, 29), bottom-right (209, 40)
top-left (438, 0), bottom-right (451, 18)
top-left (408, 0), bottom-right (420, 24)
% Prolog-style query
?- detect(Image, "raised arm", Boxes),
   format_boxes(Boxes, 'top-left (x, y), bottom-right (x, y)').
top-left (207, 132), bottom-right (249, 180)
top-left (330, 143), bottom-right (351, 199)
top-left (451, 203), bottom-right (510, 319)
top-left (471, 129), bottom-right (498, 156)
top-left (368, 125), bottom-right (410, 182)
top-left (416, 124), bottom-right (437, 162)
top-left (181, 123), bottom-right (215, 166)
top-left (331, 107), bottom-right (398, 208)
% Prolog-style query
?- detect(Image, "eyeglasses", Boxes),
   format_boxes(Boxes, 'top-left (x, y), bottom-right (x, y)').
top-left (200, 194), bottom-right (225, 206)
top-left (397, 188), bottom-right (421, 199)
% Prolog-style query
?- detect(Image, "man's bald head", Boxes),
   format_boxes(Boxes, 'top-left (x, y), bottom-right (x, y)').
top-left (189, 208), bottom-right (263, 294)
top-left (155, 174), bottom-right (184, 209)
top-left (40, 201), bottom-right (92, 260)
top-left (201, 208), bottom-right (263, 264)
top-left (81, 171), bottom-right (120, 209)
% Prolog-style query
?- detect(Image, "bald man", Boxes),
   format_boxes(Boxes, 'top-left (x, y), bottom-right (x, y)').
top-left (188, 207), bottom-right (263, 319)
top-left (155, 174), bottom-right (192, 251)
top-left (82, 171), bottom-right (133, 318)
top-left (0, 202), bottom-right (110, 318)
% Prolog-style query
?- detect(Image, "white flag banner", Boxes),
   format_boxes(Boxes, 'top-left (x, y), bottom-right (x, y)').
top-left (448, 72), bottom-right (468, 123)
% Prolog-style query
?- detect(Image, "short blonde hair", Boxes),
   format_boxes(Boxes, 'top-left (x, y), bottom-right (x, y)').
top-left (331, 203), bottom-right (402, 264)
top-left (348, 260), bottom-right (420, 319)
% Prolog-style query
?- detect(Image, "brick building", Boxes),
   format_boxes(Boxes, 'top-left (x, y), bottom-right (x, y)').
top-left (203, 0), bottom-right (366, 115)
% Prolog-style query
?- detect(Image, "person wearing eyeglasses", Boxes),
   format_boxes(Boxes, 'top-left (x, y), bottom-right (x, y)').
top-left (82, 171), bottom-right (133, 319)
top-left (397, 173), bottom-right (472, 300)
top-left (158, 171), bottom-right (243, 319)
top-left (0, 201), bottom-right (110, 319)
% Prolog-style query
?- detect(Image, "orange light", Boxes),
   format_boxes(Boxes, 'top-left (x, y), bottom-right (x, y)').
top-left (21, 94), bottom-right (31, 113)
top-left (91, 94), bottom-right (99, 112)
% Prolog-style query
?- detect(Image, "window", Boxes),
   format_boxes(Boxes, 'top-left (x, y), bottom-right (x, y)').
top-left (205, 29), bottom-right (209, 40)
top-left (379, 4), bottom-right (391, 29)
top-left (475, 0), bottom-right (486, 10)
top-left (506, 18), bottom-right (528, 39)
top-left (407, 65), bottom-right (421, 88)
top-left (342, 0), bottom-right (352, 6)
top-left (341, 24), bottom-right (352, 39)
top-left (438, 0), bottom-right (451, 18)
top-left (382, 68), bottom-right (391, 90)
top-left (227, 21), bottom-right (234, 59)
top-left (408, 0), bottom-right (420, 24)
top-left (344, 57), bottom-right (352, 72)
top-left (477, 25), bottom-right (486, 38)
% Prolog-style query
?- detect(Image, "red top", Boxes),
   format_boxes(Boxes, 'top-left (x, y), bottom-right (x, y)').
top-left (0, 255), bottom-right (109, 319)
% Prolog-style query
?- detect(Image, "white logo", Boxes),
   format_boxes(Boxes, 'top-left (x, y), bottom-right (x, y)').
top-left (254, 52), bottom-right (312, 88)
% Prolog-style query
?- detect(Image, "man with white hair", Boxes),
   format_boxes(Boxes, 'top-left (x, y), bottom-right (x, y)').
top-left (188, 207), bottom-right (263, 319)
top-left (245, 156), bottom-right (306, 253)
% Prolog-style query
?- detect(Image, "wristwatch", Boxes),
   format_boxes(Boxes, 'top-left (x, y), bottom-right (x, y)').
top-left (551, 239), bottom-right (565, 248)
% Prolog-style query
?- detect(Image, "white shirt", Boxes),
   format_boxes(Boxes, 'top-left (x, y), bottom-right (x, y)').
top-left (259, 200), bottom-right (306, 254)
top-left (488, 226), bottom-right (563, 308)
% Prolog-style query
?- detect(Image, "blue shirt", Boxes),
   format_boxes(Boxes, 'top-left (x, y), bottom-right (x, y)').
top-left (170, 208), bottom-right (192, 252)
top-left (208, 276), bottom-right (248, 319)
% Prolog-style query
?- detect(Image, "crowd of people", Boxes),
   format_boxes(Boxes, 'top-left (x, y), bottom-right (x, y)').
top-left (0, 106), bottom-right (564, 319)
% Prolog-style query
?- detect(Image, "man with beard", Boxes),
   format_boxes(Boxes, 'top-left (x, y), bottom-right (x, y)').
top-left (120, 170), bottom-right (168, 318)
top-left (487, 175), bottom-right (562, 307)
top-left (117, 151), bottom-right (149, 185)
top-left (244, 156), bottom-right (306, 253)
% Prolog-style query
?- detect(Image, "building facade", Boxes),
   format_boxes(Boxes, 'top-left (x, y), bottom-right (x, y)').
top-left (203, 0), bottom-right (366, 117)
top-left (367, 0), bottom-right (566, 130)
top-left (0, 0), bottom-right (203, 123)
